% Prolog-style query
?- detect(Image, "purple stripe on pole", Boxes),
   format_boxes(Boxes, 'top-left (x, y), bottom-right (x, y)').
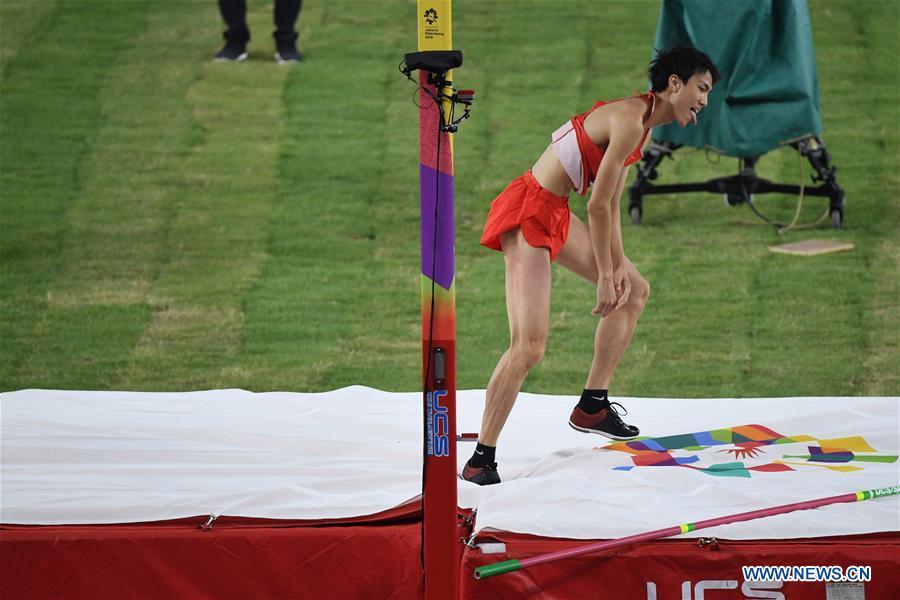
top-left (420, 164), bottom-right (455, 290)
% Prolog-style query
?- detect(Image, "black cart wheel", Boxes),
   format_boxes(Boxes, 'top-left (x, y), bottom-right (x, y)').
top-left (629, 205), bottom-right (642, 225)
top-left (830, 209), bottom-right (843, 229)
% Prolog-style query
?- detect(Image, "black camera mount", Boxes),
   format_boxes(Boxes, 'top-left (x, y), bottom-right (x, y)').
top-left (400, 50), bottom-right (474, 133)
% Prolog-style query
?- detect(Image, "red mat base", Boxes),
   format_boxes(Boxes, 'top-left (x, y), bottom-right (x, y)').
top-left (1, 503), bottom-right (432, 600)
top-left (3, 513), bottom-right (897, 599)
top-left (2, 521), bottom-right (422, 599)
top-left (463, 531), bottom-right (900, 599)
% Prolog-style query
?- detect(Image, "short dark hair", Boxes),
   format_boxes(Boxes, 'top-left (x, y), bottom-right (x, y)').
top-left (648, 44), bottom-right (720, 92)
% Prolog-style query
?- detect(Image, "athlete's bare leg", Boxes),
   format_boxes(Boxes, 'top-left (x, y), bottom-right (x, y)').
top-left (556, 213), bottom-right (650, 389)
top-left (478, 228), bottom-right (552, 446)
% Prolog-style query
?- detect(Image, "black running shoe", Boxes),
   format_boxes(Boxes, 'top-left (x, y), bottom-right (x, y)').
top-left (461, 460), bottom-right (501, 486)
top-left (275, 45), bottom-right (303, 64)
top-left (214, 43), bottom-right (247, 62)
top-left (569, 401), bottom-right (639, 440)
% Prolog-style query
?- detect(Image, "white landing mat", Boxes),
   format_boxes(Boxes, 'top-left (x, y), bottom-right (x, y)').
top-left (2, 388), bottom-right (897, 540)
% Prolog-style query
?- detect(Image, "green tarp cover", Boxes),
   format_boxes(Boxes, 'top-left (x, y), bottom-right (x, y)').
top-left (653, 0), bottom-right (822, 157)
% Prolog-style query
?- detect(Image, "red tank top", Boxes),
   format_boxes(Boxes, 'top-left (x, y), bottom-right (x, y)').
top-left (569, 92), bottom-right (655, 191)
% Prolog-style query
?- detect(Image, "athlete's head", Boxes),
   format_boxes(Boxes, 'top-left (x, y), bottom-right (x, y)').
top-left (649, 44), bottom-right (720, 127)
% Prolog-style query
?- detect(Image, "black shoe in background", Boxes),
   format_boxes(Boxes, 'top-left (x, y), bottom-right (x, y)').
top-left (275, 44), bottom-right (303, 64)
top-left (214, 43), bottom-right (248, 62)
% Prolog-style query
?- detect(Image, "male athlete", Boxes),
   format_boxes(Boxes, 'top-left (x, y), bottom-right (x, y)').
top-left (463, 45), bottom-right (720, 485)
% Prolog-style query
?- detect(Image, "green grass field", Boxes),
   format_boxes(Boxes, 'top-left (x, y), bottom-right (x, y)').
top-left (1, 0), bottom-right (897, 397)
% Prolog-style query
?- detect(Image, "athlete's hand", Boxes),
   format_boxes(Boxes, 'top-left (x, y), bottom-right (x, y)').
top-left (612, 262), bottom-right (632, 310)
top-left (592, 278), bottom-right (617, 317)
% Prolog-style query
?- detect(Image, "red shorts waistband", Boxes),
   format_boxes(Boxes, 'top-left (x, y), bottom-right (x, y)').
top-left (524, 170), bottom-right (570, 206)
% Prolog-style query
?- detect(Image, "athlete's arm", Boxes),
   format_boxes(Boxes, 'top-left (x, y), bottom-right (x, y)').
top-left (610, 166), bottom-right (629, 268)
top-left (609, 167), bottom-right (633, 309)
top-left (586, 114), bottom-right (643, 317)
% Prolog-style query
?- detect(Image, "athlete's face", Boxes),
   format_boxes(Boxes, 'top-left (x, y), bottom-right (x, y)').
top-left (669, 71), bottom-right (713, 127)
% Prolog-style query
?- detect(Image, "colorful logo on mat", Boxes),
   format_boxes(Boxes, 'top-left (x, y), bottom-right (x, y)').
top-left (602, 424), bottom-right (898, 478)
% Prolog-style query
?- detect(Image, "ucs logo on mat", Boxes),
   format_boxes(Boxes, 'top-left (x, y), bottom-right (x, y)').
top-left (603, 424), bottom-right (897, 478)
top-left (426, 390), bottom-right (449, 457)
top-left (647, 579), bottom-right (783, 600)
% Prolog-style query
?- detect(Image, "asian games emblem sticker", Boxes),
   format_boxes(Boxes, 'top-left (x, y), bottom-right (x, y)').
top-left (601, 423), bottom-right (898, 478)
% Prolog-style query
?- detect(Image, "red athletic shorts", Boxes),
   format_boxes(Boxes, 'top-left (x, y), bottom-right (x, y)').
top-left (479, 170), bottom-right (571, 261)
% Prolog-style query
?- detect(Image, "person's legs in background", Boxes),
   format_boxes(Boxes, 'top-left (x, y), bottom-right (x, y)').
top-left (215, 0), bottom-right (250, 62)
top-left (273, 0), bottom-right (303, 64)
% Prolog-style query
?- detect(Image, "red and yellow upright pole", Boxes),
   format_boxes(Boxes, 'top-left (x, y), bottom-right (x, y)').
top-left (417, 1), bottom-right (458, 598)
